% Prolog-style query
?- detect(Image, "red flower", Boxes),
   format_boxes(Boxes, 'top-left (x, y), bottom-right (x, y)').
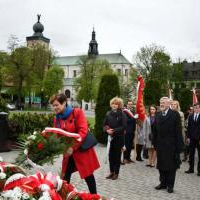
top-left (37, 143), bottom-right (44, 150)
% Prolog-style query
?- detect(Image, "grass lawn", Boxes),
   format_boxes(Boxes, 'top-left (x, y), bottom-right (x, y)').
top-left (87, 117), bottom-right (95, 129)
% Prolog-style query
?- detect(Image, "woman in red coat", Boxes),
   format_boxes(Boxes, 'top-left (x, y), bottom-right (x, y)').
top-left (50, 94), bottom-right (100, 194)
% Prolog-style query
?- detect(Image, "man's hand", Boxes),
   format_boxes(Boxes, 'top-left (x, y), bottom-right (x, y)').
top-left (186, 138), bottom-right (190, 144)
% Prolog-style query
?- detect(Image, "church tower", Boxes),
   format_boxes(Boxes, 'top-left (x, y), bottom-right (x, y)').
top-left (88, 28), bottom-right (99, 56)
top-left (26, 14), bottom-right (50, 48)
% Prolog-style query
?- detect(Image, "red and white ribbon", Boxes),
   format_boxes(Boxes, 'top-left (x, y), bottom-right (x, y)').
top-left (42, 127), bottom-right (82, 142)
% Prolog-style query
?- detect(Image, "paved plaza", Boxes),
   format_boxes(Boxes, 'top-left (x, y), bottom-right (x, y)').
top-left (0, 145), bottom-right (200, 200)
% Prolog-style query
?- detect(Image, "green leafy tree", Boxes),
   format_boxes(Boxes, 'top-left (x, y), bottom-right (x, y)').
top-left (179, 88), bottom-right (192, 113)
top-left (43, 66), bottom-right (64, 100)
top-left (95, 74), bottom-right (120, 144)
top-left (75, 56), bottom-right (113, 102)
top-left (133, 44), bottom-right (172, 82)
top-left (0, 51), bottom-right (9, 94)
top-left (7, 46), bottom-right (32, 105)
top-left (144, 79), bottom-right (162, 106)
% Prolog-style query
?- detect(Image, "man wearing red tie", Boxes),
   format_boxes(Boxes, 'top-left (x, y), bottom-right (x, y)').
top-left (185, 103), bottom-right (200, 176)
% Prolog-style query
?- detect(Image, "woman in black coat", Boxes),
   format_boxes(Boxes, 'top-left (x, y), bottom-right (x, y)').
top-left (103, 97), bottom-right (127, 180)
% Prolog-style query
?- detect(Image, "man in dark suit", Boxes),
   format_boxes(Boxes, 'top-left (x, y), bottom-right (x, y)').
top-left (123, 100), bottom-right (136, 163)
top-left (185, 103), bottom-right (200, 176)
top-left (153, 97), bottom-right (183, 193)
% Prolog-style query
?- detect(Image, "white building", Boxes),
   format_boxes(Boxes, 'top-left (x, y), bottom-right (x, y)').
top-left (53, 29), bottom-right (133, 109)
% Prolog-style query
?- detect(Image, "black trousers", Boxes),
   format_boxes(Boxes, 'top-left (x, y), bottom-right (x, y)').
top-left (124, 132), bottom-right (134, 160)
top-left (64, 156), bottom-right (97, 194)
top-left (109, 136), bottom-right (124, 174)
top-left (136, 144), bottom-right (143, 160)
top-left (189, 139), bottom-right (200, 172)
top-left (159, 169), bottom-right (176, 188)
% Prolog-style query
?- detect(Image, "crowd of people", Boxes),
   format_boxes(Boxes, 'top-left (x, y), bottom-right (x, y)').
top-left (50, 93), bottom-right (200, 195)
top-left (103, 96), bottom-right (200, 194)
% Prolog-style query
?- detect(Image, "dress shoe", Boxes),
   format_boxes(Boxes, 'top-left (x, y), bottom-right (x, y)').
top-left (197, 172), bottom-right (200, 176)
top-left (185, 169), bottom-right (194, 174)
top-left (146, 164), bottom-right (151, 167)
top-left (155, 184), bottom-right (167, 190)
top-left (167, 187), bottom-right (174, 193)
top-left (120, 161), bottom-right (125, 165)
top-left (106, 173), bottom-right (114, 179)
top-left (136, 158), bottom-right (144, 162)
top-left (111, 174), bottom-right (118, 180)
top-left (128, 159), bottom-right (134, 163)
top-left (150, 164), bottom-right (155, 167)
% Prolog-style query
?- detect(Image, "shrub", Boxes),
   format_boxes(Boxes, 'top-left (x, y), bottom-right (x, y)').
top-left (95, 74), bottom-right (120, 144)
top-left (8, 112), bottom-right (54, 140)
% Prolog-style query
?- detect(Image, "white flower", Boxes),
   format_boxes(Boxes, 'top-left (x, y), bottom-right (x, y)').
top-left (39, 184), bottom-right (51, 191)
top-left (33, 131), bottom-right (38, 135)
top-left (0, 172), bottom-right (6, 179)
top-left (27, 135), bottom-right (36, 140)
top-left (22, 193), bottom-right (30, 199)
top-left (0, 156), bottom-right (3, 162)
top-left (39, 191), bottom-right (51, 200)
top-left (24, 149), bottom-right (28, 155)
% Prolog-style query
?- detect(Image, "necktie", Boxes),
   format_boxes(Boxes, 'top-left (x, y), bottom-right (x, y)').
top-left (195, 114), bottom-right (198, 122)
top-left (162, 111), bottom-right (166, 116)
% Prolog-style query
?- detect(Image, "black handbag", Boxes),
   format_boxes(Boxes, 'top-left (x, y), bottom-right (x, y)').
top-left (79, 131), bottom-right (98, 151)
top-left (72, 109), bottom-right (98, 151)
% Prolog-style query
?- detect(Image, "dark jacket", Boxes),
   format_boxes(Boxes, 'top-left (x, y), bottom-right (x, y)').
top-left (124, 111), bottom-right (136, 135)
top-left (103, 109), bottom-right (127, 136)
top-left (187, 113), bottom-right (200, 140)
top-left (153, 109), bottom-right (184, 171)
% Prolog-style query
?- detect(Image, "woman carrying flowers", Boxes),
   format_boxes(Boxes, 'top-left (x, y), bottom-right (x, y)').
top-left (50, 94), bottom-right (100, 194)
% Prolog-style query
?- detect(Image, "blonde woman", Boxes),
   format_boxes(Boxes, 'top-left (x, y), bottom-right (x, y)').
top-left (171, 100), bottom-right (185, 140)
top-left (103, 97), bottom-right (127, 180)
top-left (143, 105), bottom-right (157, 167)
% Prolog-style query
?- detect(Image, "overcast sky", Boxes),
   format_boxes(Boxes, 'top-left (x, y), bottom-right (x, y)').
top-left (0, 0), bottom-right (200, 63)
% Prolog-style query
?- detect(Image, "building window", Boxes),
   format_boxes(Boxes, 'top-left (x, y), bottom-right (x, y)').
top-left (73, 70), bottom-right (77, 77)
top-left (117, 69), bottom-right (121, 75)
top-left (65, 89), bottom-right (71, 98)
top-left (125, 69), bottom-right (128, 76)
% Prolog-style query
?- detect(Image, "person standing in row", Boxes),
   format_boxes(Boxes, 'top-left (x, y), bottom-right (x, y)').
top-left (103, 97), bottom-right (127, 180)
top-left (123, 100), bottom-right (136, 163)
top-left (185, 103), bottom-right (200, 176)
top-left (143, 105), bottom-right (157, 167)
top-left (153, 97), bottom-right (184, 193)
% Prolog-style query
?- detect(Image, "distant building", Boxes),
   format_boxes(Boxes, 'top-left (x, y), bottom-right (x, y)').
top-left (26, 14), bottom-right (50, 48)
top-left (182, 61), bottom-right (200, 90)
top-left (54, 29), bottom-right (132, 108)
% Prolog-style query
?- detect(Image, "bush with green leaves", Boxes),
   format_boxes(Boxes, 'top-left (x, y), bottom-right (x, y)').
top-left (8, 112), bottom-right (54, 139)
top-left (95, 74), bottom-right (120, 144)
top-left (0, 96), bottom-right (9, 113)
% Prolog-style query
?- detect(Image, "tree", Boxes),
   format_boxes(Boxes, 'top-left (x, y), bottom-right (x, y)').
top-left (7, 46), bottom-right (32, 106)
top-left (43, 66), bottom-right (64, 100)
top-left (179, 88), bottom-right (192, 113)
top-left (143, 79), bottom-right (162, 106)
top-left (0, 51), bottom-right (9, 95)
top-left (95, 74), bottom-right (120, 144)
top-left (75, 56), bottom-right (113, 102)
top-left (133, 44), bottom-right (172, 82)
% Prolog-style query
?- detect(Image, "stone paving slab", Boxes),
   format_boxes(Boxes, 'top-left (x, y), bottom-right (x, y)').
top-left (0, 145), bottom-right (200, 200)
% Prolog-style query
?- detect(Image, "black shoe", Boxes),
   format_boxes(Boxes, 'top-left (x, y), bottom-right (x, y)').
top-left (167, 187), bottom-right (174, 193)
top-left (197, 172), bottom-right (200, 176)
top-left (155, 184), bottom-right (167, 190)
top-left (185, 169), bottom-right (194, 174)
top-left (136, 158), bottom-right (144, 162)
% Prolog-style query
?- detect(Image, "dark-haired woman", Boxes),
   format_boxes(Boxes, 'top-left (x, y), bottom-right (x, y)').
top-left (143, 105), bottom-right (157, 167)
top-left (50, 94), bottom-right (100, 194)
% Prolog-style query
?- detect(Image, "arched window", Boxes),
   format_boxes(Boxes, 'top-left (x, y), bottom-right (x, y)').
top-left (65, 89), bottom-right (71, 98)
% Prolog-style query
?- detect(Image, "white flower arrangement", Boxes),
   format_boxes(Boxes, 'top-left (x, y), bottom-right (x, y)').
top-left (0, 172), bottom-right (6, 180)
top-left (24, 149), bottom-right (28, 155)
top-left (0, 157), bottom-right (3, 162)
top-left (27, 135), bottom-right (36, 140)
